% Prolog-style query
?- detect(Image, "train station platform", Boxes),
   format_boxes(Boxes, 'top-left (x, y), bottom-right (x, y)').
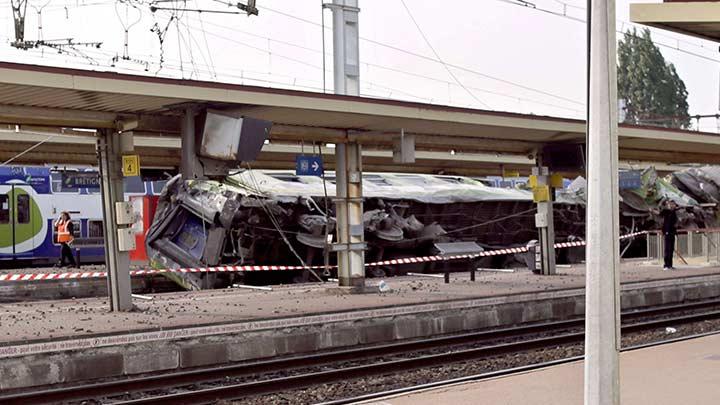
top-left (1, 260), bottom-right (719, 390)
top-left (0, 265), bottom-right (181, 302)
top-left (364, 332), bottom-right (720, 405)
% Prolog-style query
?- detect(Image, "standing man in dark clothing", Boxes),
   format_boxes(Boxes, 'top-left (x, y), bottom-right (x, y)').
top-left (656, 200), bottom-right (679, 270)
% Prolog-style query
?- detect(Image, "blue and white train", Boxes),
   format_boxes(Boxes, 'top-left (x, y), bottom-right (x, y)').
top-left (0, 166), bottom-right (165, 266)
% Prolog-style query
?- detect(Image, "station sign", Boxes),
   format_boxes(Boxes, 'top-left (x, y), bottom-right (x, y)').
top-left (619, 170), bottom-right (642, 190)
top-left (295, 155), bottom-right (324, 176)
top-left (62, 172), bottom-right (101, 189)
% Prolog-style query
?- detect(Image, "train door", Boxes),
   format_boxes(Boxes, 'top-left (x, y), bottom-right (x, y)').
top-left (0, 184), bottom-right (39, 259)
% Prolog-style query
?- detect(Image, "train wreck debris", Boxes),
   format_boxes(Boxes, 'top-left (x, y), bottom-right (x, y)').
top-left (146, 168), bottom-right (717, 290)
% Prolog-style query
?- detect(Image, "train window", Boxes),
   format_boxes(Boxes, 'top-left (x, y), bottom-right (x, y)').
top-left (16, 194), bottom-right (30, 224)
top-left (88, 220), bottom-right (104, 238)
top-left (0, 195), bottom-right (8, 224)
top-left (124, 177), bottom-right (145, 194)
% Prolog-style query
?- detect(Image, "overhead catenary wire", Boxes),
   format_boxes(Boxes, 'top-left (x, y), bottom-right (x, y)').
top-left (495, 0), bottom-right (720, 65)
top-left (257, 3), bottom-right (585, 106)
top-left (399, 0), bottom-right (489, 108)
top-left (0, 133), bottom-right (58, 166)
top-left (14, 0), bottom-right (714, 118)
top-left (177, 15), bottom-right (584, 112)
top-left (3, 1), bottom-right (585, 114)
top-left (196, 7), bottom-right (217, 78)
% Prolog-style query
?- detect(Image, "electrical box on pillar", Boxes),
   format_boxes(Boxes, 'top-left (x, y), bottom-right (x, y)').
top-left (194, 109), bottom-right (272, 178)
top-left (531, 165), bottom-right (556, 275)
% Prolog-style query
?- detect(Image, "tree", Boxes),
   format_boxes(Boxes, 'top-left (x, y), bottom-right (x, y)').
top-left (617, 28), bottom-right (691, 129)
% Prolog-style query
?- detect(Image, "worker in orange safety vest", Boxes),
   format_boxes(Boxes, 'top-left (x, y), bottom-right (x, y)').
top-left (54, 211), bottom-right (77, 268)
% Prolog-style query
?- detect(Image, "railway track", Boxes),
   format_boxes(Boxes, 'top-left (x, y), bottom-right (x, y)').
top-left (318, 330), bottom-right (720, 405)
top-left (3, 299), bottom-right (720, 405)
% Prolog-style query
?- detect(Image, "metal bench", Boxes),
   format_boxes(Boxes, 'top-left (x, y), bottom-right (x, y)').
top-left (433, 241), bottom-right (484, 283)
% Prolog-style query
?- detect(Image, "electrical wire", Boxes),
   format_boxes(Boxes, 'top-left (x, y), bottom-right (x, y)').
top-left (180, 15), bottom-right (583, 112)
top-left (4, 2), bottom-right (585, 114)
top-left (243, 164), bottom-right (324, 282)
top-left (196, 8), bottom-right (217, 78)
top-left (0, 133), bottom-right (58, 166)
top-left (495, 0), bottom-right (720, 65)
top-left (257, 3), bottom-right (584, 106)
top-left (401, 207), bottom-right (537, 244)
top-left (399, 0), bottom-right (488, 108)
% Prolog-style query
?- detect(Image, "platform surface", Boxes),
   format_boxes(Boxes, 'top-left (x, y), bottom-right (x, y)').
top-left (365, 333), bottom-right (720, 405)
top-left (0, 260), bottom-right (718, 344)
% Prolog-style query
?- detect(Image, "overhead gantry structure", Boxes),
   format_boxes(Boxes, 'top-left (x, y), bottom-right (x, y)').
top-left (2, 61), bottom-right (720, 310)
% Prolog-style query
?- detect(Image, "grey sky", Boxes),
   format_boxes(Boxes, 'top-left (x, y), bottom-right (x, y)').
top-left (1, 0), bottom-right (718, 129)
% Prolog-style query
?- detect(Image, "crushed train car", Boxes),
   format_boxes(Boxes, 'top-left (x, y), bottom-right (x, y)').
top-left (146, 168), bottom-right (715, 290)
top-left (146, 171), bottom-right (585, 289)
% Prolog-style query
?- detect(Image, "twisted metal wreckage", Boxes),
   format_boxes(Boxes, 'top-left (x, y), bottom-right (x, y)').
top-left (145, 167), bottom-right (718, 290)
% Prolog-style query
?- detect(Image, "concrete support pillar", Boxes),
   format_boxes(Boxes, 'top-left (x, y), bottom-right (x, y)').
top-left (180, 107), bottom-right (200, 179)
top-left (97, 129), bottom-right (133, 311)
top-left (585, 0), bottom-right (621, 404)
top-left (335, 142), bottom-right (365, 287)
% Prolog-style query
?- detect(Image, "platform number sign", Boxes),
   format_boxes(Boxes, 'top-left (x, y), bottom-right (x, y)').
top-left (122, 154), bottom-right (140, 177)
top-left (296, 155), bottom-right (324, 176)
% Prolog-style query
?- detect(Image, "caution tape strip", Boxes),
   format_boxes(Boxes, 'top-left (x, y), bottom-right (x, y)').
top-left (0, 229), bottom-right (653, 282)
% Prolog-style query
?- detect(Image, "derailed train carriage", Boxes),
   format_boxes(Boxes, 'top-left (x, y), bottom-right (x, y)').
top-left (146, 167), bottom-right (716, 290)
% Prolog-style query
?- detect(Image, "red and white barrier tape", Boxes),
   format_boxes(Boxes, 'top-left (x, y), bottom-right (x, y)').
top-left (0, 229), bottom-right (654, 282)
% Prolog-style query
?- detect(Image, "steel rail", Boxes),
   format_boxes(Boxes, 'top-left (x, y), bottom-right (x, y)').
top-left (2, 299), bottom-right (720, 404)
top-left (319, 330), bottom-right (720, 405)
top-left (114, 308), bottom-right (720, 405)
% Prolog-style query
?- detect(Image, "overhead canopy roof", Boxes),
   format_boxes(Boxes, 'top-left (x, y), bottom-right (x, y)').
top-left (1, 62), bottom-right (720, 175)
top-left (630, 1), bottom-right (720, 42)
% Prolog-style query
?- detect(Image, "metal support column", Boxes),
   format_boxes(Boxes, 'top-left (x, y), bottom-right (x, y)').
top-left (97, 129), bottom-right (133, 311)
top-left (335, 143), bottom-right (349, 282)
top-left (327, 0), bottom-right (360, 96)
top-left (328, 0), bottom-right (364, 287)
top-left (585, 0), bottom-right (621, 404)
top-left (532, 165), bottom-right (556, 275)
top-left (180, 106), bottom-right (200, 179)
top-left (346, 142), bottom-right (365, 285)
top-left (334, 142), bottom-right (365, 287)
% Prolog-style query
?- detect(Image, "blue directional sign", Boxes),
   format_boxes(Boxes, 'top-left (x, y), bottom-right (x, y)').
top-left (296, 155), bottom-right (324, 176)
top-left (619, 170), bottom-right (642, 190)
